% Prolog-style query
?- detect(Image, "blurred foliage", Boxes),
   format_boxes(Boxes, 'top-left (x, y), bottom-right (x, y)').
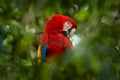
top-left (0, 0), bottom-right (120, 80)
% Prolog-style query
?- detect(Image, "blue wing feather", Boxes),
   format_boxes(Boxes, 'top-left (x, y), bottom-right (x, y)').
top-left (41, 44), bottom-right (47, 62)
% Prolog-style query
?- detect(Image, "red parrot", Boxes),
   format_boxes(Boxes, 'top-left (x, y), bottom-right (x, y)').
top-left (37, 14), bottom-right (77, 63)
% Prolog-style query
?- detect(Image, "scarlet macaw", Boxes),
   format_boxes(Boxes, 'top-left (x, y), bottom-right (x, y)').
top-left (37, 14), bottom-right (77, 64)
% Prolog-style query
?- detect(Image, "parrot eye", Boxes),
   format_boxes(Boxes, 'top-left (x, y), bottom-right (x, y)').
top-left (67, 21), bottom-right (71, 24)
top-left (67, 21), bottom-right (72, 27)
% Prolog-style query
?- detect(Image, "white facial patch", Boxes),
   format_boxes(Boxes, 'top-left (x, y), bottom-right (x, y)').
top-left (63, 21), bottom-right (72, 31)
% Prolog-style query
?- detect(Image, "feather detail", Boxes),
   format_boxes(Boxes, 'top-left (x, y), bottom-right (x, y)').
top-left (41, 44), bottom-right (47, 62)
top-left (37, 44), bottom-right (47, 64)
top-left (37, 44), bottom-right (42, 64)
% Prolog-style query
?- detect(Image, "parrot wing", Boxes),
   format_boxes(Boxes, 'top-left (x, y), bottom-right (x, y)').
top-left (37, 43), bottom-right (47, 64)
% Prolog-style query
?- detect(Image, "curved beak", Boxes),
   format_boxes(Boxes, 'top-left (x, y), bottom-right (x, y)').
top-left (69, 28), bottom-right (76, 37)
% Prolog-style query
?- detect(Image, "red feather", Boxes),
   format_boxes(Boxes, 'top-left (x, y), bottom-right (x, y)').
top-left (40, 14), bottom-right (77, 58)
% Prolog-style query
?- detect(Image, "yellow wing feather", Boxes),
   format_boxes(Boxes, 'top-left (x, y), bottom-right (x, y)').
top-left (37, 44), bottom-right (41, 64)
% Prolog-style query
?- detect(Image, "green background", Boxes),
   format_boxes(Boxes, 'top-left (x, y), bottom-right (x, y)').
top-left (0, 0), bottom-right (120, 80)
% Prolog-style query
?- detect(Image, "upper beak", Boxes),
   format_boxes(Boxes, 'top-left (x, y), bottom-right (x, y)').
top-left (69, 28), bottom-right (76, 37)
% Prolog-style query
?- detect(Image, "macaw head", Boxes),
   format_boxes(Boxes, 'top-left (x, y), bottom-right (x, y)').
top-left (45, 14), bottom-right (77, 36)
